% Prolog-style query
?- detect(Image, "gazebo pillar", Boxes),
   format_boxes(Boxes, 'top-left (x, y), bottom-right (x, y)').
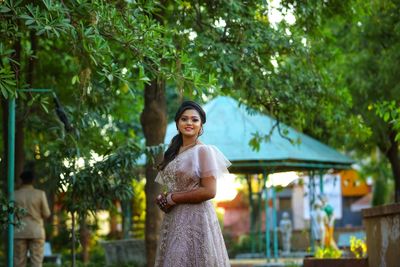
top-left (309, 170), bottom-right (318, 252)
top-left (249, 174), bottom-right (256, 254)
top-left (272, 186), bottom-right (278, 260)
top-left (319, 170), bottom-right (324, 194)
top-left (263, 170), bottom-right (271, 260)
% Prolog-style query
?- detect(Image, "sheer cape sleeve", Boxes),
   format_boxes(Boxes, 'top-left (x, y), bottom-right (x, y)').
top-left (154, 144), bottom-right (231, 185)
top-left (155, 172), bottom-right (164, 185)
top-left (194, 145), bottom-right (231, 180)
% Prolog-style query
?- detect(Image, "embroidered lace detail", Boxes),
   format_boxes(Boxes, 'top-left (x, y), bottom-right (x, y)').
top-left (155, 202), bottom-right (230, 267)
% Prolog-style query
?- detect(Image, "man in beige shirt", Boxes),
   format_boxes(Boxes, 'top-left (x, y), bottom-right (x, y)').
top-left (14, 170), bottom-right (51, 267)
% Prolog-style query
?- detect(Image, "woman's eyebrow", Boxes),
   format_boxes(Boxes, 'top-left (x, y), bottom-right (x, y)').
top-left (181, 115), bottom-right (200, 118)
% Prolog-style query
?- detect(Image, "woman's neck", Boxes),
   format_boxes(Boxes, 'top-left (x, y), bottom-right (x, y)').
top-left (181, 137), bottom-right (198, 147)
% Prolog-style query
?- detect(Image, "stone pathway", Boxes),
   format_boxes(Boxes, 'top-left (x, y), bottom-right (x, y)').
top-left (230, 258), bottom-right (303, 267)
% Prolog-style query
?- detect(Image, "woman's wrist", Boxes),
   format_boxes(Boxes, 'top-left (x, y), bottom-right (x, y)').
top-left (166, 193), bottom-right (176, 206)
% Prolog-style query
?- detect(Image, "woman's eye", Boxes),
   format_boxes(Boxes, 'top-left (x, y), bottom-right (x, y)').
top-left (192, 119), bottom-right (199, 122)
top-left (181, 118), bottom-right (187, 121)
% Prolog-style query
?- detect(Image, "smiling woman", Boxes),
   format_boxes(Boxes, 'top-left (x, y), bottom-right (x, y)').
top-left (177, 109), bottom-right (203, 139)
top-left (154, 101), bottom-right (232, 267)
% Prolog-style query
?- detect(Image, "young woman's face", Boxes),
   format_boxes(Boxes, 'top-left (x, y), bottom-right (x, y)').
top-left (177, 109), bottom-right (202, 138)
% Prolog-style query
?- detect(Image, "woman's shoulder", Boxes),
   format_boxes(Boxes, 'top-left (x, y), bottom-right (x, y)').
top-left (195, 143), bottom-right (217, 151)
top-left (194, 143), bottom-right (225, 156)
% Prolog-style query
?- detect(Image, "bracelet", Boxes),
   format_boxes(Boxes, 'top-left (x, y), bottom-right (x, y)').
top-left (166, 193), bottom-right (176, 206)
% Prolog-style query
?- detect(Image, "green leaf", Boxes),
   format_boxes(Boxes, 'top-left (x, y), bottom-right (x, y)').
top-left (41, 102), bottom-right (49, 113)
top-left (71, 75), bottom-right (79, 85)
top-left (0, 7), bottom-right (11, 13)
top-left (25, 19), bottom-right (35, 25)
top-left (383, 112), bottom-right (390, 122)
top-left (1, 87), bottom-right (8, 99)
top-left (19, 14), bottom-right (33, 20)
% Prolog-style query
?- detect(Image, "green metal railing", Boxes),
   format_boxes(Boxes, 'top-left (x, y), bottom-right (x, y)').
top-left (7, 89), bottom-right (52, 267)
top-left (7, 98), bottom-right (16, 267)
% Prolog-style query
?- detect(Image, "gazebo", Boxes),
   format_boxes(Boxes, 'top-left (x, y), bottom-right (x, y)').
top-left (163, 96), bottom-right (354, 259)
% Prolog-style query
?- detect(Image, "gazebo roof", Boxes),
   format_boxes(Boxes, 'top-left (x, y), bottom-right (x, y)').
top-left (163, 96), bottom-right (354, 173)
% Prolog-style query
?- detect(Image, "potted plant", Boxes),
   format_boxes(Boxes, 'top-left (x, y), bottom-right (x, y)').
top-left (303, 237), bottom-right (368, 267)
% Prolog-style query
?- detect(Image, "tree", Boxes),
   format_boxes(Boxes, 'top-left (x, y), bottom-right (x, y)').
top-left (282, 0), bottom-right (400, 202)
top-left (0, 0), bottom-right (181, 263)
top-left (138, 1), bottom-right (366, 262)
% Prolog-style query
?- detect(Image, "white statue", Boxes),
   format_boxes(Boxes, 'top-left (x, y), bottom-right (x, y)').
top-left (310, 199), bottom-right (327, 247)
top-left (320, 195), bottom-right (338, 249)
top-left (279, 211), bottom-right (293, 254)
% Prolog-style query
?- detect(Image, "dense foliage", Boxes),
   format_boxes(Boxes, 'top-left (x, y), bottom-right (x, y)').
top-left (1, 0), bottom-right (399, 264)
top-left (282, 0), bottom-right (400, 202)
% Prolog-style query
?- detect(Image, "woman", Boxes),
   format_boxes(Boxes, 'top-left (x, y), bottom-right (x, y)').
top-left (154, 100), bottom-right (231, 267)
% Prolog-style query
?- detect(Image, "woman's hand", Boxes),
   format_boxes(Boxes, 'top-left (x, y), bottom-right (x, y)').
top-left (156, 193), bottom-right (174, 213)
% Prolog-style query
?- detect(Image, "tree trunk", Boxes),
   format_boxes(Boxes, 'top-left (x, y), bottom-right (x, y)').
top-left (79, 216), bottom-right (90, 263)
top-left (121, 199), bottom-right (132, 239)
top-left (386, 131), bottom-right (400, 202)
top-left (13, 31), bottom-right (38, 180)
top-left (140, 79), bottom-right (167, 267)
top-left (109, 200), bottom-right (120, 238)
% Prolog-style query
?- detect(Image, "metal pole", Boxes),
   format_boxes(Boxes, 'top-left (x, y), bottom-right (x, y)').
top-left (308, 171), bottom-right (313, 253)
top-left (6, 88), bottom-right (52, 267)
top-left (17, 88), bottom-right (52, 93)
top-left (272, 186), bottom-right (278, 260)
top-left (319, 170), bottom-right (324, 194)
top-left (248, 174), bottom-right (255, 254)
top-left (257, 189), bottom-right (262, 253)
top-left (263, 170), bottom-right (270, 260)
top-left (7, 98), bottom-right (16, 267)
top-left (309, 171), bottom-right (315, 253)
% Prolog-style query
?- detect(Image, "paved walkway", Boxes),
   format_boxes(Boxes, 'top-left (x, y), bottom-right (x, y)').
top-left (230, 258), bottom-right (303, 267)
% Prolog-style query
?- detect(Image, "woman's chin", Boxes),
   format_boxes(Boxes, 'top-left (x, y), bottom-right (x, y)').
top-left (182, 132), bottom-right (197, 138)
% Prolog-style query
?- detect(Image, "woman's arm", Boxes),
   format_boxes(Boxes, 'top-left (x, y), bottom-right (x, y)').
top-left (156, 176), bottom-right (216, 212)
top-left (171, 176), bottom-right (216, 204)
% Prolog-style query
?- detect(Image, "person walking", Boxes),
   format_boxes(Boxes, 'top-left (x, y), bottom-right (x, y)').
top-left (154, 100), bottom-right (231, 267)
top-left (14, 170), bottom-right (51, 267)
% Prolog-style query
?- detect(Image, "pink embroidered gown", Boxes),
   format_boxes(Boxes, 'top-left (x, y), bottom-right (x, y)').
top-left (154, 144), bottom-right (231, 267)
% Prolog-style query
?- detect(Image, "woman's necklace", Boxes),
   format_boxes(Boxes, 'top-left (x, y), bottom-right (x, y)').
top-left (179, 140), bottom-right (198, 154)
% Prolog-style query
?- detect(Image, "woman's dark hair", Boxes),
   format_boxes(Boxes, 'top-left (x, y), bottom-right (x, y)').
top-left (158, 101), bottom-right (206, 170)
top-left (20, 170), bottom-right (35, 184)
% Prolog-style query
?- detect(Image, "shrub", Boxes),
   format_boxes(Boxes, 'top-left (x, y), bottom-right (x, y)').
top-left (350, 236), bottom-right (367, 258)
top-left (314, 246), bottom-right (342, 259)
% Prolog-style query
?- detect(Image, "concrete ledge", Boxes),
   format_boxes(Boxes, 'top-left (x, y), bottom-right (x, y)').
top-left (254, 262), bottom-right (287, 267)
top-left (100, 239), bottom-right (146, 266)
top-left (254, 263), bottom-right (285, 267)
top-left (362, 203), bottom-right (400, 218)
top-left (303, 258), bottom-right (368, 267)
top-left (363, 203), bottom-right (400, 267)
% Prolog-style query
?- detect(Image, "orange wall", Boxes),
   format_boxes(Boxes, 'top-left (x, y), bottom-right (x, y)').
top-left (341, 170), bottom-right (369, 196)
